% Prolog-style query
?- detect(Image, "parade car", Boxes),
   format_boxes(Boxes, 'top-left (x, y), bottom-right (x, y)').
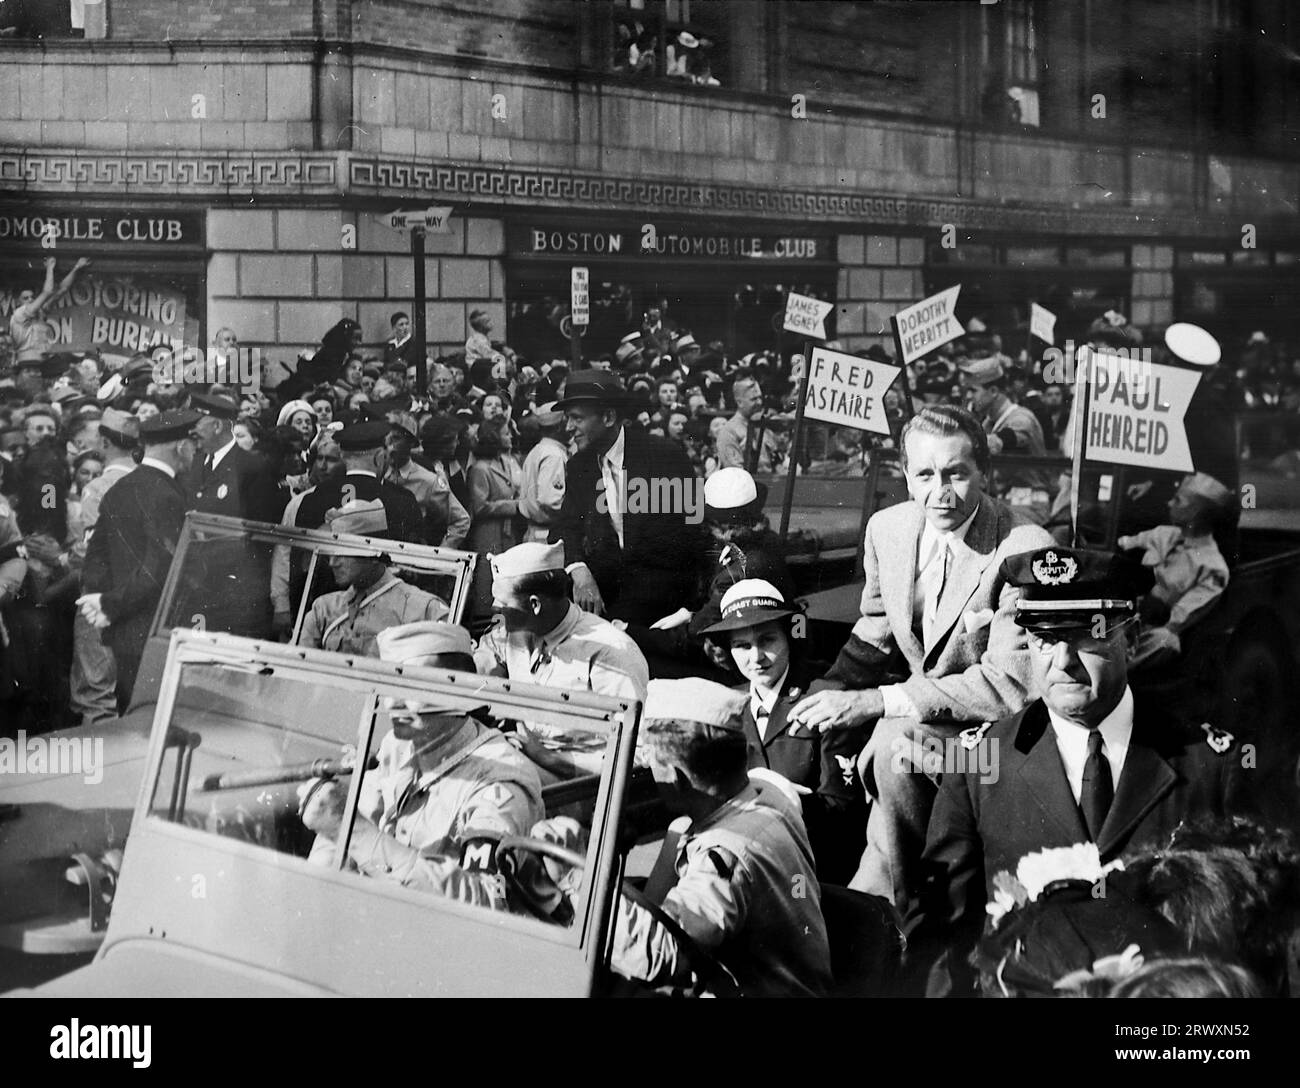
top-left (0, 513), bottom-right (478, 980)
top-left (8, 631), bottom-right (897, 997)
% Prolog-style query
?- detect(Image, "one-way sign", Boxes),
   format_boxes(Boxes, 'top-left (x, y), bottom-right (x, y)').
top-left (387, 206), bottom-right (454, 232)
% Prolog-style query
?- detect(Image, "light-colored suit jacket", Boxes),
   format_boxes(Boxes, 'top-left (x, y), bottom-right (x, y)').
top-left (844, 494), bottom-right (1054, 723)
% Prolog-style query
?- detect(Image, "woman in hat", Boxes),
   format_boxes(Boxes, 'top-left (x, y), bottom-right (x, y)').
top-left (466, 417), bottom-right (522, 615)
top-left (702, 579), bottom-right (865, 884)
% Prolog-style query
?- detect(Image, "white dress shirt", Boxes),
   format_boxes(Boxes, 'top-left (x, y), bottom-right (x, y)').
top-left (880, 506), bottom-right (979, 719)
top-left (209, 436), bottom-right (237, 473)
top-left (1047, 686), bottom-right (1134, 805)
top-left (140, 456), bottom-right (176, 479)
top-left (599, 425), bottom-right (627, 548)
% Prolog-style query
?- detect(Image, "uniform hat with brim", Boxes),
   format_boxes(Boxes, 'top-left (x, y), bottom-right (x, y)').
top-left (322, 498), bottom-right (388, 555)
top-left (702, 578), bottom-right (797, 636)
top-left (336, 420), bottom-right (391, 451)
top-left (1002, 547), bottom-right (1154, 633)
top-left (139, 408), bottom-right (201, 444)
top-left (190, 392), bottom-right (240, 420)
top-left (122, 357), bottom-right (156, 382)
top-left (1164, 322), bottom-right (1221, 368)
top-left (644, 677), bottom-right (747, 732)
top-left (554, 369), bottom-right (629, 410)
top-left (615, 342), bottom-right (645, 366)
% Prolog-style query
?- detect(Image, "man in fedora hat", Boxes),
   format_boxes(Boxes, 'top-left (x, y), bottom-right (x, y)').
top-left (908, 546), bottom-right (1245, 985)
top-left (296, 499), bottom-right (449, 656)
top-left (301, 619), bottom-right (544, 910)
top-left (79, 409), bottom-right (200, 710)
top-left (552, 369), bottom-right (705, 626)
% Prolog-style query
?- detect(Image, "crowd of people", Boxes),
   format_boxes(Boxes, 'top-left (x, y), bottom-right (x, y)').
top-left (2, 265), bottom-right (1298, 997)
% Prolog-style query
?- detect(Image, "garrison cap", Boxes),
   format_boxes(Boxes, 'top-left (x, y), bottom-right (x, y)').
top-left (336, 419), bottom-right (391, 451)
top-left (139, 409), bottom-right (201, 443)
top-left (490, 540), bottom-right (565, 581)
top-left (190, 392), bottom-right (240, 420)
top-left (1002, 547), bottom-right (1154, 633)
top-left (644, 677), bottom-right (747, 731)
top-left (376, 620), bottom-right (468, 664)
top-left (321, 498), bottom-right (388, 556)
top-left (958, 355), bottom-right (1006, 386)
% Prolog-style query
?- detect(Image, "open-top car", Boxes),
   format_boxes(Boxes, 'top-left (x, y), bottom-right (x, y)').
top-left (0, 513), bottom-right (478, 976)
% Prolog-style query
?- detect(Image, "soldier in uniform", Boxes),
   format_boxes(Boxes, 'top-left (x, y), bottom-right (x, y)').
top-left (186, 392), bottom-right (284, 638)
top-left (537, 677), bottom-right (834, 998)
top-left (474, 540), bottom-right (649, 780)
top-left (301, 620), bottom-right (544, 911)
top-left (296, 500), bottom-right (448, 657)
top-left (907, 546), bottom-right (1248, 991)
top-left (79, 410), bottom-right (200, 710)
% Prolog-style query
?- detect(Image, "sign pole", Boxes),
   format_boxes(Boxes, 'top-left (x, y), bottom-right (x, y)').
top-left (1069, 348), bottom-right (1091, 548)
top-left (411, 225), bottom-right (428, 393)
top-left (778, 338), bottom-right (813, 542)
top-left (889, 316), bottom-right (917, 418)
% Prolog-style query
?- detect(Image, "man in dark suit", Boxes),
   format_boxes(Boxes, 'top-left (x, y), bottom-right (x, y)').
top-left (79, 410), bottom-right (200, 710)
top-left (789, 405), bottom-right (1053, 909)
top-left (552, 370), bottom-right (706, 627)
top-left (186, 392), bottom-right (284, 638)
top-left (294, 420), bottom-right (425, 545)
top-left (907, 546), bottom-right (1247, 991)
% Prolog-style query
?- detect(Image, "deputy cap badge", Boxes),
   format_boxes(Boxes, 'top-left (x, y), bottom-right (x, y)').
top-left (960, 722), bottom-right (993, 750)
top-left (1200, 722), bottom-right (1234, 754)
top-left (1031, 549), bottom-right (1078, 586)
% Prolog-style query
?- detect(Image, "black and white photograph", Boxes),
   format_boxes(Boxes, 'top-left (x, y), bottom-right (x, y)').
top-left (0, 0), bottom-right (1297, 1039)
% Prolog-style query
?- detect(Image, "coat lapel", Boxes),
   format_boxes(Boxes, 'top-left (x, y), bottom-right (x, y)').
top-left (925, 497), bottom-right (1002, 657)
top-left (1097, 721), bottom-right (1178, 857)
top-left (1014, 705), bottom-right (1090, 845)
top-left (885, 502), bottom-right (926, 664)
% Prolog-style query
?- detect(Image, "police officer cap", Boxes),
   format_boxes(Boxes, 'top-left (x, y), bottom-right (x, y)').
top-left (190, 392), bottom-right (240, 420)
top-left (376, 620), bottom-right (472, 664)
top-left (336, 419), bottom-right (391, 451)
top-left (1164, 323), bottom-right (1221, 368)
top-left (490, 541), bottom-right (565, 581)
top-left (139, 409), bottom-right (201, 444)
top-left (644, 677), bottom-right (747, 731)
top-left (1002, 547), bottom-right (1154, 633)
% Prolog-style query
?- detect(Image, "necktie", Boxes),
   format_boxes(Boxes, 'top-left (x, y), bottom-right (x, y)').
top-left (753, 702), bottom-right (769, 741)
top-left (920, 539), bottom-right (951, 645)
top-left (1080, 729), bottom-right (1113, 841)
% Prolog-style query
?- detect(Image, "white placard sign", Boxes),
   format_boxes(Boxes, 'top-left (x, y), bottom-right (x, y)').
top-left (1084, 351), bottom-right (1201, 472)
top-left (783, 291), bottom-right (834, 339)
top-left (893, 285), bottom-right (964, 364)
top-left (802, 346), bottom-right (901, 435)
top-left (1030, 302), bottom-right (1057, 345)
top-left (570, 266), bottom-right (590, 327)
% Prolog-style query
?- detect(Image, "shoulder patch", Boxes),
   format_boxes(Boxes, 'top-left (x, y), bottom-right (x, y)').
top-left (1200, 722), bottom-right (1234, 754)
top-left (959, 722), bottom-right (993, 751)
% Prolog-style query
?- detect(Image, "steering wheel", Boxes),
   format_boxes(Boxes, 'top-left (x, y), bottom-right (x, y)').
top-left (493, 835), bottom-right (743, 997)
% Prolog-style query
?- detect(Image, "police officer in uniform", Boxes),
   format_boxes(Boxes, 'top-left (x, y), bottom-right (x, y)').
top-left (908, 546), bottom-right (1248, 991)
top-left (294, 420), bottom-right (425, 545)
top-left (79, 410), bottom-right (200, 710)
top-left (537, 678), bottom-right (834, 997)
top-left (296, 500), bottom-right (449, 657)
top-left (301, 621), bottom-right (544, 911)
top-left (186, 392), bottom-right (283, 638)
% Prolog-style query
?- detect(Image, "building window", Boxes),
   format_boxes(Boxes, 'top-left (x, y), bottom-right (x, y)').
top-left (980, 0), bottom-right (1041, 127)
top-left (609, 0), bottom-right (726, 87)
